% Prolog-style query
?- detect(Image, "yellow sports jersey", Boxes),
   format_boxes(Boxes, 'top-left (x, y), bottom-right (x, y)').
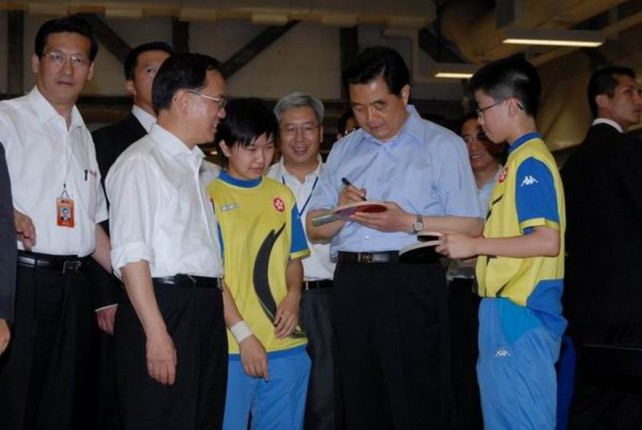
top-left (208, 172), bottom-right (309, 355)
top-left (476, 133), bottom-right (566, 336)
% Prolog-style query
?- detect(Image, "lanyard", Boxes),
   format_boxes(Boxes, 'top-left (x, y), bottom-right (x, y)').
top-left (282, 175), bottom-right (319, 219)
top-left (61, 132), bottom-right (77, 197)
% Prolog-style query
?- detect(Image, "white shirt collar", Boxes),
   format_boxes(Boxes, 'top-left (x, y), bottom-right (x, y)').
top-left (27, 86), bottom-right (84, 130)
top-left (274, 155), bottom-right (323, 183)
top-left (593, 118), bottom-right (624, 133)
top-left (132, 105), bottom-right (156, 132)
top-left (149, 123), bottom-right (205, 166)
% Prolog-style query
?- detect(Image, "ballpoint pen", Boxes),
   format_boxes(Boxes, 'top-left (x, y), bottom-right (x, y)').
top-left (341, 177), bottom-right (367, 201)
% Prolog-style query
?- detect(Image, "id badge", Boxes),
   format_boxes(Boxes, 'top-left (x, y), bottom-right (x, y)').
top-left (56, 197), bottom-right (75, 228)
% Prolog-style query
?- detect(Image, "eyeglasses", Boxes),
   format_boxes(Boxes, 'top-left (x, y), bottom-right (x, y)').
top-left (476, 99), bottom-right (524, 117)
top-left (42, 51), bottom-right (91, 69)
top-left (186, 90), bottom-right (228, 109)
top-left (475, 101), bottom-right (504, 117)
top-left (280, 123), bottom-right (320, 138)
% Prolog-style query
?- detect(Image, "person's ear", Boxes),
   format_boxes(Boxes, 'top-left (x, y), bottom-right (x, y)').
top-left (87, 61), bottom-right (95, 81)
top-left (219, 140), bottom-right (231, 158)
top-left (507, 97), bottom-right (521, 117)
top-left (31, 54), bottom-right (40, 74)
top-left (174, 90), bottom-right (190, 115)
top-left (400, 84), bottom-right (410, 105)
top-left (595, 94), bottom-right (611, 111)
top-left (125, 79), bottom-right (136, 97)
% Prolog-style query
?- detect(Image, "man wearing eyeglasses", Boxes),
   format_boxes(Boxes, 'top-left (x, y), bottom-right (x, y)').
top-left (106, 53), bottom-right (228, 430)
top-left (267, 92), bottom-right (339, 430)
top-left (0, 16), bottom-right (111, 430)
top-left (86, 41), bottom-right (173, 430)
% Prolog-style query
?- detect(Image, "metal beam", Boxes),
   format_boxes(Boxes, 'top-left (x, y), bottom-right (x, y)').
top-left (7, 10), bottom-right (24, 94)
top-left (418, 27), bottom-right (467, 64)
top-left (77, 14), bottom-right (131, 63)
top-left (339, 26), bottom-right (358, 98)
top-left (218, 20), bottom-right (299, 79)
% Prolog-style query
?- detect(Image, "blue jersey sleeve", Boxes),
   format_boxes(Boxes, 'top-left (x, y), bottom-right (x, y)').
top-left (216, 223), bottom-right (225, 256)
top-left (290, 204), bottom-right (309, 256)
top-left (515, 157), bottom-right (559, 232)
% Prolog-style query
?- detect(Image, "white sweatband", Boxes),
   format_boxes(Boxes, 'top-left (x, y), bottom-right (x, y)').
top-left (230, 321), bottom-right (253, 344)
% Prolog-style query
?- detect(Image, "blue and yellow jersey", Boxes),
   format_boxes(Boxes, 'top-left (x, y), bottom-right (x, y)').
top-left (208, 172), bottom-right (309, 355)
top-left (476, 133), bottom-right (567, 337)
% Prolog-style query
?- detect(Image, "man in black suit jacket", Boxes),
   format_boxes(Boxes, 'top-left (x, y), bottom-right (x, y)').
top-left (562, 66), bottom-right (642, 429)
top-left (89, 41), bottom-right (173, 430)
top-left (0, 144), bottom-right (16, 358)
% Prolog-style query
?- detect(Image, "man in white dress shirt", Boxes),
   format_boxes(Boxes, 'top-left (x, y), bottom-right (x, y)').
top-left (0, 16), bottom-right (111, 430)
top-left (107, 52), bottom-right (228, 429)
top-left (268, 92), bottom-right (339, 430)
top-left (90, 41), bottom-right (173, 430)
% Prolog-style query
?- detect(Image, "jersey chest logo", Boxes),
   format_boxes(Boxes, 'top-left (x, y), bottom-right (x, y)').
top-left (498, 167), bottom-right (508, 183)
top-left (273, 197), bottom-right (285, 212)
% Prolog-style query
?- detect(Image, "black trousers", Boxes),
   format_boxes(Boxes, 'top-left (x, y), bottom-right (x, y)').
top-left (87, 259), bottom-right (123, 430)
top-left (300, 287), bottom-right (341, 430)
top-left (448, 278), bottom-right (482, 430)
top-left (332, 260), bottom-right (450, 430)
top-left (0, 265), bottom-right (93, 430)
top-left (115, 282), bottom-right (227, 430)
top-left (568, 322), bottom-right (642, 430)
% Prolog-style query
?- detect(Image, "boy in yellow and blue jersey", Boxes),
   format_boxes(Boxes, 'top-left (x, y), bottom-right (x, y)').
top-left (207, 98), bottom-right (311, 430)
top-left (437, 57), bottom-right (566, 429)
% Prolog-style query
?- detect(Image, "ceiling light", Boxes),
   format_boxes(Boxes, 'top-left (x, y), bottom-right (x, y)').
top-left (502, 28), bottom-right (604, 48)
top-left (433, 63), bottom-right (477, 79)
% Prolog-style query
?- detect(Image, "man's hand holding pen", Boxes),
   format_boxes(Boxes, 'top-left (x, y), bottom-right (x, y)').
top-left (340, 177), bottom-right (413, 233)
top-left (339, 177), bottom-right (367, 205)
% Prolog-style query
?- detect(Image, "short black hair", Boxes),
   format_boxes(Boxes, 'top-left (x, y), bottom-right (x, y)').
top-left (457, 111), bottom-right (479, 133)
top-left (124, 41), bottom-right (173, 81)
top-left (337, 109), bottom-right (356, 136)
top-left (152, 53), bottom-right (220, 112)
top-left (35, 15), bottom-right (99, 61)
top-left (587, 67), bottom-right (636, 118)
top-left (468, 56), bottom-right (541, 117)
top-left (215, 98), bottom-right (278, 153)
top-left (343, 46), bottom-right (410, 96)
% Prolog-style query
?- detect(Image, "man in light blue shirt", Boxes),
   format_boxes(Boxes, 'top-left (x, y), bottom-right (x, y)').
top-left (307, 46), bottom-right (482, 430)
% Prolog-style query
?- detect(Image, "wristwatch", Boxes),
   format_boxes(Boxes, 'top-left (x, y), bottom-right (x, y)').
top-left (412, 214), bottom-right (424, 234)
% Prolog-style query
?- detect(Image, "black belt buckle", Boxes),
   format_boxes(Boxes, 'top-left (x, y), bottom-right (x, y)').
top-left (63, 260), bottom-right (82, 274)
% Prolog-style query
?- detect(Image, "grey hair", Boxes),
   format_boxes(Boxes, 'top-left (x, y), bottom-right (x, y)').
top-left (274, 92), bottom-right (325, 124)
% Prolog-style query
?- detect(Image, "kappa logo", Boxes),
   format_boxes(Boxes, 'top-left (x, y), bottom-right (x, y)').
top-left (220, 202), bottom-right (239, 212)
top-left (495, 347), bottom-right (511, 358)
top-left (273, 197), bottom-right (285, 212)
top-left (520, 175), bottom-right (538, 187)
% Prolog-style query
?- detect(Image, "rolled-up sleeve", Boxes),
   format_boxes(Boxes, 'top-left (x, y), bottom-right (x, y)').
top-left (106, 155), bottom-right (158, 277)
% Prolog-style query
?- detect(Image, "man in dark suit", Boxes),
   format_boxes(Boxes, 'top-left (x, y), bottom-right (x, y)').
top-left (562, 66), bottom-right (642, 429)
top-left (89, 41), bottom-right (172, 430)
top-left (0, 144), bottom-right (16, 359)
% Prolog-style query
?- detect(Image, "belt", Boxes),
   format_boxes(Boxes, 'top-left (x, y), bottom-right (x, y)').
top-left (304, 279), bottom-right (333, 290)
top-left (17, 251), bottom-right (89, 274)
top-left (337, 251), bottom-right (399, 264)
top-left (153, 275), bottom-right (222, 290)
